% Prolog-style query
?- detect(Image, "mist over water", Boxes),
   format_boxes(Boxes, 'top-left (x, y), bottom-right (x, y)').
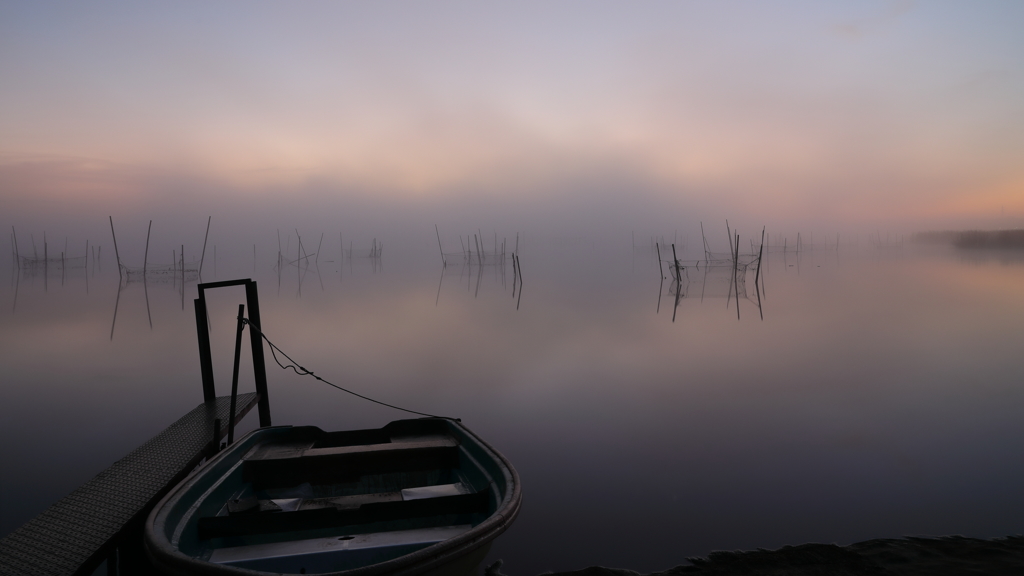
top-left (4, 4), bottom-right (1024, 573)
top-left (3, 212), bottom-right (1024, 574)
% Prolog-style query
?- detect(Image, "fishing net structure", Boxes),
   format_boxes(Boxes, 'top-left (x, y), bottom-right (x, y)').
top-left (441, 233), bottom-right (511, 268)
top-left (17, 255), bottom-right (87, 269)
top-left (120, 263), bottom-right (200, 285)
top-left (703, 251), bottom-right (760, 267)
top-left (659, 252), bottom-right (761, 300)
top-left (443, 248), bottom-right (509, 267)
top-left (334, 243), bottom-right (383, 262)
top-left (275, 240), bottom-right (383, 271)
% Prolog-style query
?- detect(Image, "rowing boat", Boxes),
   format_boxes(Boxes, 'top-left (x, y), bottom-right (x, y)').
top-left (144, 417), bottom-right (520, 576)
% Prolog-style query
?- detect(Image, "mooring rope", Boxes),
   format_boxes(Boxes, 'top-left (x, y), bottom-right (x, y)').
top-left (241, 318), bottom-right (459, 422)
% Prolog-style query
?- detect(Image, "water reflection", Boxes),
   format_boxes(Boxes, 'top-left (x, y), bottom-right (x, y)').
top-left (433, 249), bottom-right (522, 309)
top-left (3, 242), bottom-right (1024, 575)
top-left (271, 233), bottom-right (392, 297)
top-left (9, 249), bottom-right (93, 311)
top-left (654, 240), bottom-right (765, 322)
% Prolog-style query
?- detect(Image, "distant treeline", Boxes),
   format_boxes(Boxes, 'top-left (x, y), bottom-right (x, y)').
top-left (913, 229), bottom-right (1024, 249)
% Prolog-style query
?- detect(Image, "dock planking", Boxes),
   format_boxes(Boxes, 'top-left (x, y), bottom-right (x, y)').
top-left (0, 393), bottom-right (260, 576)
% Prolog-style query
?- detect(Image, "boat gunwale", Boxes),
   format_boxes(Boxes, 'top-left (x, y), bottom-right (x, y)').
top-left (144, 417), bottom-right (522, 576)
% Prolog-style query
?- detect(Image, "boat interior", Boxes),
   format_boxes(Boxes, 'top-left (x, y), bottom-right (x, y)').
top-left (173, 419), bottom-right (501, 574)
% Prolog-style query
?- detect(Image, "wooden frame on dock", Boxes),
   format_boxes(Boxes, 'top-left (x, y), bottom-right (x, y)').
top-left (194, 279), bottom-right (272, 427)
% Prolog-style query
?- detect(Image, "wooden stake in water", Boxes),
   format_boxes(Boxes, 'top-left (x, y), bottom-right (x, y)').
top-left (512, 253), bottom-right (517, 297)
top-left (656, 243), bottom-right (664, 279)
top-left (514, 253), bottom-right (523, 310)
top-left (199, 216), bottom-right (211, 278)
top-left (109, 216), bottom-right (122, 280)
top-left (671, 243), bottom-right (682, 284)
top-left (734, 233), bottom-right (740, 320)
top-left (143, 220), bottom-right (152, 277)
top-left (435, 224), bottom-right (446, 267)
top-left (755, 226), bottom-right (765, 291)
top-left (11, 226), bottom-right (19, 269)
top-left (701, 222), bottom-right (709, 261)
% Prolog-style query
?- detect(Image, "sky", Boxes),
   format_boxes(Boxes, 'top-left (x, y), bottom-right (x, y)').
top-left (2, 1), bottom-right (1023, 239)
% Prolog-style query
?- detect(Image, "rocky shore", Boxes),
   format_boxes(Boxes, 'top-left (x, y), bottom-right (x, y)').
top-left (492, 535), bottom-right (1024, 576)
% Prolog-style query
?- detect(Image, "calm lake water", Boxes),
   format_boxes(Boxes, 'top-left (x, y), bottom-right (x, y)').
top-left (2, 233), bottom-right (1023, 575)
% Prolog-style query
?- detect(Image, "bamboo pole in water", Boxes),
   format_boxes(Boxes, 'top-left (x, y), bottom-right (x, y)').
top-left (109, 217), bottom-right (122, 280)
top-left (512, 253), bottom-right (517, 298)
top-left (656, 243), bottom-right (664, 279)
top-left (199, 216), bottom-right (211, 278)
top-left (143, 220), bottom-right (152, 277)
top-left (734, 233), bottom-right (740, 321)
top-left (435, 225), bottom-right (446, 267)
top-left (671, 243), bottom-right (682, 285)
top-left (11, 227), bottom-right (19, 269)
top-left (701, 222), bottom-right (709, 261)
top-left (755, 227), bottom-right (765, 290)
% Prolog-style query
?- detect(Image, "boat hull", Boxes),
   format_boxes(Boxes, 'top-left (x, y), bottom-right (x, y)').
top-left (145, 418), bottom-right (520, 576)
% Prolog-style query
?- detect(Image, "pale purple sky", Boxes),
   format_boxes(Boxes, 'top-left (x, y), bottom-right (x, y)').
top-left (2, 1), bottom-right (1023, 234)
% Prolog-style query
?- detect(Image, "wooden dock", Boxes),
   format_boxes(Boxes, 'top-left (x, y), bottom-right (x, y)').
top-left (0, 393), bottom-right (260, 576)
